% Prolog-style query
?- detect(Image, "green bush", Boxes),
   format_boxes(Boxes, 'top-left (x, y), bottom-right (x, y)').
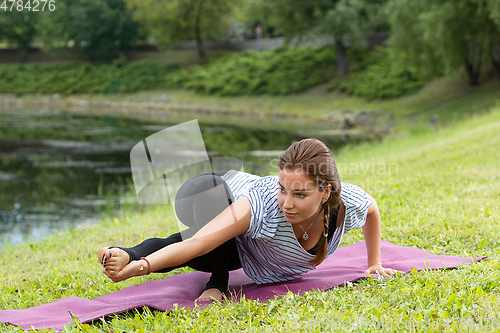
top-left (332, 47), bottom-right (432, 100)
top-left (0, 60), bottom-right (180, 95)
top-left (164, 46), bottom-right (336, 96)
top-left (0, 46), bottom-right (335, 96)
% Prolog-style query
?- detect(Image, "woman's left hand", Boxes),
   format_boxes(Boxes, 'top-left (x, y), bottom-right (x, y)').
top-left (365, 264), bottom-right (399, 276)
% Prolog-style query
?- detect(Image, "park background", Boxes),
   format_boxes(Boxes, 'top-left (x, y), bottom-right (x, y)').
top-left (1, 0), bottom-right (500, 331)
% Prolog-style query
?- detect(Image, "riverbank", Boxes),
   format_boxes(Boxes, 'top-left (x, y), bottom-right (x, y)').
top-left (2, 71), bottom-right (498, 129)
top-left (1, 105), bottom-right (499, 332)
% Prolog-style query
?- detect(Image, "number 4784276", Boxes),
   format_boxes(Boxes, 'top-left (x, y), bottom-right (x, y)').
top-left (1, 0), bottom-right (56, 11)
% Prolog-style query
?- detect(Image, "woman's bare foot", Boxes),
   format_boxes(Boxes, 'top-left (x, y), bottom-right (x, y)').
top-left (195, 288), bottom-right (223, 302)
top-left (98, 247), bottom-right (130, 281)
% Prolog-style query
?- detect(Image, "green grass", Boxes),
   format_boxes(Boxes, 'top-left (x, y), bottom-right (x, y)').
top-left (1, 104), bottom-right (500, 331)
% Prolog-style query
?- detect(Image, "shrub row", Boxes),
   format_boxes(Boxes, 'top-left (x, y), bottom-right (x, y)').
top-left (0, 59), bottom-right (180, 95)
top-left (331, 47), bottom-right (432, 100)
top-left (0, 46), bottom-right (432, 99)
top-left (164, 46), bottom-right (337, 96)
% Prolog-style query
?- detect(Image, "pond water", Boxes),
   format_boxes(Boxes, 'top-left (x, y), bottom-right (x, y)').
top-left (0, 109), bottom-right (369, 248)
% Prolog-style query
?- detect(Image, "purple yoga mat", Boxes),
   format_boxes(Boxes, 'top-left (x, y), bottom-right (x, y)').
top-left (0, 241), bottom-right (486, 331)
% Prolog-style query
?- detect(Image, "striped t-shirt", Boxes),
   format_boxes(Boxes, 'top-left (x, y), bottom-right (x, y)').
top-left (221, 170), bottom-right (372, 285)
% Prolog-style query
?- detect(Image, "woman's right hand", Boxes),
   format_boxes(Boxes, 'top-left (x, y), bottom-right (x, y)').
top-left (105, 260), bottom-right (148, 283)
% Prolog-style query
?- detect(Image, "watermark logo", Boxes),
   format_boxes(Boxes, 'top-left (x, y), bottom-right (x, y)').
top-left (269, 158), bottom-right (398, 193)
top-left (130, 119), bottom-right (244, 205)
top-left (129, 119), bottom-right (244, 238)
top-left (285, 317), bottom-right (500, 331)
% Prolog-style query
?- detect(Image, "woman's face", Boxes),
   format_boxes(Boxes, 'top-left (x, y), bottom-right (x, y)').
top-left (277, 168), bottom-right (330, 224)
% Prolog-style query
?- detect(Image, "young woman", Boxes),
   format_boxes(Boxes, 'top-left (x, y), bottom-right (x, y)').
top-left (99, 138), bottom-right (397, 302)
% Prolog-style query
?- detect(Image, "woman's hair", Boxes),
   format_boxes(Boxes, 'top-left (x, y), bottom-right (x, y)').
top-left (278, 138), bottom-right (341, 266)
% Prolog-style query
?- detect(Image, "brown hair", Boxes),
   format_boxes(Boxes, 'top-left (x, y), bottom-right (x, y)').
top-left (278, 138), bottom-right (341, 266)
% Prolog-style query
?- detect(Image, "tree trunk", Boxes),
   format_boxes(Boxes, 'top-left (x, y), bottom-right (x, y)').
top-left (194, 0), bottom-right (207, 61)
top-left (17, 45), bottom-right (28, 63)
top-left (464, 45), bottom-right (482, 86)
top-left (18, 51), bottom-right (28, 63)
top-left (491, 47), bottom-right (500, 80)
top-left (334, 38), bottom-right (349, 78)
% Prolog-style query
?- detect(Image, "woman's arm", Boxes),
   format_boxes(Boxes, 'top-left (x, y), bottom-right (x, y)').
top-left (362, 194), bottom-right (398, 276)
top-left (114, 196), bottom-right (252, 280)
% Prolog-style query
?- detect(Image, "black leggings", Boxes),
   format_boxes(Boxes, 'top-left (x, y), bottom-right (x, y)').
top-left (117, 171), bottom-right (242, 294)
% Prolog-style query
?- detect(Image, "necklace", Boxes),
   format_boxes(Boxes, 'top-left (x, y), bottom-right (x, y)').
top-left (298, 213), bottom-right (320, 240)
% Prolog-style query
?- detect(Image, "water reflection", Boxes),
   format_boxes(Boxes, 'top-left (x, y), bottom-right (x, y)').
top-left (0, 111), bottom-right (155, 247)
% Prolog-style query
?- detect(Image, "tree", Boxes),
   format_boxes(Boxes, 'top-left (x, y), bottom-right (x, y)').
top-left (488, 0), bottom-right (500, 78)
top-left (489, 0), bottom-right (500, 26)
top-left (126, 0), bottom-right (240, 60)
top-left (0, 10), bottom-right (38, 61)
top-left (321, 0), bottom-right (366, 77)
top-left (389, 0), bottom-right (500, 86)
top-left (38, 0), bottom-right (139, 61)
top-left (244, 0), bottom-right (390, 78)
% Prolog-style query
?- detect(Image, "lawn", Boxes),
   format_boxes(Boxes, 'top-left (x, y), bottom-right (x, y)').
top-left (1, 105), bottom-right (499, 331)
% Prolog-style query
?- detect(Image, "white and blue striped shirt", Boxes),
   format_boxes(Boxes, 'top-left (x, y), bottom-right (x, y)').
top-left (222, 170), bottom-right (372, 285)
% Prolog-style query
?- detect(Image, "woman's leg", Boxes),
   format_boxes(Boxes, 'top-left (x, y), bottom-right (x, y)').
top-left (113, 230), bottom-right (241, 291)
top-left (100, 172), bottom-right (241, 297)
top-left (171, 171), bottom-right (239, 294)
top-left (174, 171), bottom-right (234, 233)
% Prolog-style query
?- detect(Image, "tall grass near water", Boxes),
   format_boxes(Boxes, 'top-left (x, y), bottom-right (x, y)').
top-left (1, 108), bottom-right (500, 332)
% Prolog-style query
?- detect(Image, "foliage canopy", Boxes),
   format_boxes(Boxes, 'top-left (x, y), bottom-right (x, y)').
top-left (37, 0), bottom-right (140, 61)
top-left (244, 0), bottom-right (390, 77)
top-left (389, 0), bottom-right (500, 85)
top-left (0, 9), bottom-right (39, 59)
top-left (126, 0), bottom-right (240, 60)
